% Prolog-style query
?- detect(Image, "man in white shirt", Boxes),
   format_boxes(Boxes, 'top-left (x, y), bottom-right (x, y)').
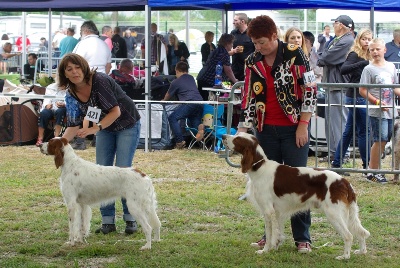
top-left (52, 29), bottom-right (66, 57)
top-left (73, 20), bottom-right (112, 74)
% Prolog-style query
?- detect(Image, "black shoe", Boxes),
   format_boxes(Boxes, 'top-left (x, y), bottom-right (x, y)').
top-left (95, 224), bottom-right (116, 234)
top-left (125, 221), bottom-right (138, 234)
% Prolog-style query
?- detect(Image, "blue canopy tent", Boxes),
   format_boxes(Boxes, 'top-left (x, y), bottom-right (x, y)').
top-left (1, 0), bottom-right (399, 151)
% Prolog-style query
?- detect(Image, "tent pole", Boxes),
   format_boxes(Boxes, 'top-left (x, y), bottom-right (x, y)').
top-left (144, 5), bottom-right (151, 152)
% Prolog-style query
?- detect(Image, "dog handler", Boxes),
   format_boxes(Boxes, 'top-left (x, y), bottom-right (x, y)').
top-left (59, 53), bottom-right (141, 235)
top-left (236, 15), bottom-right (317, 253)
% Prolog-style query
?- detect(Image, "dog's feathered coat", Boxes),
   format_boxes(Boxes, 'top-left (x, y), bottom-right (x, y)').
top-left (222, 132), bottom-right (370, 260)
top-left (40, 137), bottom-right (161, 250)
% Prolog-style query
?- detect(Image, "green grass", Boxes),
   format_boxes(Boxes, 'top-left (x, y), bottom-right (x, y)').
top-left (0, 145), bottom-right (399, 267)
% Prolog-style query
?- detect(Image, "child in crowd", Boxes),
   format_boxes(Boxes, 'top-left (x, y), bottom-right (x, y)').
top-left (359, 38), bottom-right (400, 184)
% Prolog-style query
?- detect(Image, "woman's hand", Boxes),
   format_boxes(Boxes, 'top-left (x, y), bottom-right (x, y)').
top-left (295, 123), bottom-right (309, 148)
top-left (76, 127), bottom-right (97, 138)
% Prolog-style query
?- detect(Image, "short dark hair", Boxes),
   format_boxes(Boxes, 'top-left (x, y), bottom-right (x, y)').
top-left (81, 20), bottom-right (99, 35)
top-left (67, 27), bottom-right (75, 34)
top-left (120, 58), bottom-right (133, 69)
top-left (175, 61), bottom-right (189, 73)
top-left (247, 15), bottom-right (277, 40)
top-left (302, 31), bottom-right (315, 46)
top-left (28, 53), bottom-right (38, 59)
top-left (218, 33), bottom-right (235, 47)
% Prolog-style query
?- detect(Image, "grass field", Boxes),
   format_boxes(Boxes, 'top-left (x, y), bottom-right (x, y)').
top-left (0, 144), bottom-right (399, 268)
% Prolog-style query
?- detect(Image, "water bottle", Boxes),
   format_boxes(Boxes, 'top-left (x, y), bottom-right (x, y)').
top-left (214, 61), bottom-right (223, 87)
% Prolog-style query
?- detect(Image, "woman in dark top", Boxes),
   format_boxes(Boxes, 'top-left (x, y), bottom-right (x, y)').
top-left (331, 29), bottom-right (373, 171)
top-left (196, 33), bottom-right (238, 101)
top-left (166, 34), bottom-right (190, 75)
top-left (59, 53), bottom-right (141, 235)
top-left (200, 31), bottom-right (216, 66)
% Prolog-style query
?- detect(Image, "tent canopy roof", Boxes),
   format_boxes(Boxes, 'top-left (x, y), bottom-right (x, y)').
top-left (1, 0), bottom-right (400, 12)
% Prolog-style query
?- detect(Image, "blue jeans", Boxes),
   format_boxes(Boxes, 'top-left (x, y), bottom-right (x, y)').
top-left (332, 97), bottom-right (370, 168)
top-left (96, 121), bottom-right (141, 224)
top-left (370, 117), bottom-right (392, 142)
top-left (256, 124), bottom-right (311, 245)
top-left (168, 104), bottom-right (203, 143)
top-left (38, 107), bottom-right (66, 128)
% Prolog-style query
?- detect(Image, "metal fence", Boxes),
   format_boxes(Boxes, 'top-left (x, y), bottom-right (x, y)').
top-left (224, 82), bottom-right (400, 178)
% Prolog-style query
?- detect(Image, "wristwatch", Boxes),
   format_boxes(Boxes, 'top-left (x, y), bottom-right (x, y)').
top-left (96, 123), bottom-right (103, 131)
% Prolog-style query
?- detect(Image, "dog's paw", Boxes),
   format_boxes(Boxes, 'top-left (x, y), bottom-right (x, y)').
top-left (256, 249), bottom-right (266, 255)
top-left (354, 249), bottom-right (367, 255)
top-left (65, 241), bottom-right (75, 246)
top-left (335, 254), bottom-right (350, 260)
top-left (140, 243), bottom-right (152, 250)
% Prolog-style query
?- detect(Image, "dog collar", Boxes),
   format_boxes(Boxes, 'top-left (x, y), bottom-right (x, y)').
top-left (252, 158), bottom-right (265, 167)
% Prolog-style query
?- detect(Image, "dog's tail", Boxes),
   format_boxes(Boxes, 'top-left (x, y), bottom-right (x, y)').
top-left (347, 183), bottom-right (370, 240)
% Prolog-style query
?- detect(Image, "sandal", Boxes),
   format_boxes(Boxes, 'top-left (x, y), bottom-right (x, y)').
top-left (195, 124), bottom-right (205, 141)
top-left (36, 138), bottom-right (43, 147)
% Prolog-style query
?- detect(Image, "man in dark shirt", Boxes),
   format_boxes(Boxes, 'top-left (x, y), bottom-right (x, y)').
top-left (229, 13), bottom-right (255, 81)
top-left (23, 53), bottom-right (44, 80)
top-left (124, 29), bottom-right (137, 59)
top-left (111, 26), bottom-right (128, 58)
top-left (162, 61), bottom-right (203, 149)
top-left (384, 29), bottom-right (400, 67)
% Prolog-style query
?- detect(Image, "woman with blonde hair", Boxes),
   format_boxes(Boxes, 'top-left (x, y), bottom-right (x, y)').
top-left (284, 27), bottom-right (308, 56)
top-left (167, 33), bottom-right (190, 75)
top-left (331, 28), bottom-right (373, 173)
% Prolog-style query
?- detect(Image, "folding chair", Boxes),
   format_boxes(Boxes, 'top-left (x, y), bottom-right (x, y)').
top-left (185, 104), bottom-right (225, 150)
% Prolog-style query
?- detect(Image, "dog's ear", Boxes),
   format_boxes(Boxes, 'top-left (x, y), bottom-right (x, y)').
top-left (51, 139), bottom-right (65, 169)
top-left (61, 137), bottom-right (69, 146)
top-left (241, 146), bottom-right (254, 173)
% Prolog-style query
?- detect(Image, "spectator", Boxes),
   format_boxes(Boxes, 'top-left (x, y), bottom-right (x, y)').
top-left (141, 23), bottom-right (168, 72)
top-left (100, 26), bottom-right (113, 52)
top-left (59, 28), bottom-right (79, 58)
top-left (331, 29), bottom-right (373, 174)
top-left (317, 15), bottom-right (354, 161)
top-left (197, 33), bottom-right (238, 101)
top-left (162, 61), bottom-right (203, 149)
top-left (58, 53), bottom-right (141, 234)
top-left (0, 42), bottom-right (20, 74)
top-left (230, 13), bottom-right (255, 81)
top-left (166, 33), bottom-right (190, 75)
top-left (35, 85), bottom-right (66, 147)
top-left (284, 27), bottom-right (308, 56)
top-left (39, 37), bottom-right (48, 51)
top-left (317, 25), bottom-right (334, 53)
top-left (164, 28), bottom-right (174, 43)
top-left (360, 38), bottom-right (400, 184)
top-left (110, 58), bottom-right (136, 84)
top-left (200, 31), bottom-right (216, 66)
top-left (124, 29), bottom-right (137, 59)
top-left (15, 35), bottom-right (31, 52)
top-left (52, 29), bottom-right (66, 57)
top-left (72, 20), bottom-right (112, 150)
top-left (23, 53), bottom-right (45, 80)
top-left (384, 29), bottom-right (400, 66)
top-left (73, 20), bottom-right (112, 74)
top-left (237, 15), bottom-right (317, 253)
top-left (302, 31), bottom-right (323, 82)
top-left (1, 34), bottom-right (9, 47)
top-left (112, 26), bottom-right (128, 59)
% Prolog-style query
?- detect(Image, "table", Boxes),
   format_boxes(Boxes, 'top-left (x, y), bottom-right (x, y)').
top-left (202, 86), bottom-right (242, 152)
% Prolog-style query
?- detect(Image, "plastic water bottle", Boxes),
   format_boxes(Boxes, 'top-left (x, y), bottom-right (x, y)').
top-left (214, 62), bottom-right (223, 87)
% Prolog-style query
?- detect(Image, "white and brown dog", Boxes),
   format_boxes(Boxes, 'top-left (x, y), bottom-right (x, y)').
top-left (40, 137), bottom-right (161, 250)
top-left (222, 132), bottom-right (370, 260)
